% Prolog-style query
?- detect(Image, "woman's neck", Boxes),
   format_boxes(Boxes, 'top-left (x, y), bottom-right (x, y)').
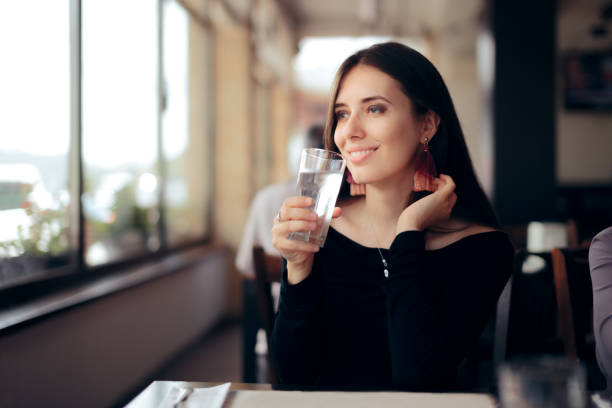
top-left (363, 168), bottom-right (415, 238)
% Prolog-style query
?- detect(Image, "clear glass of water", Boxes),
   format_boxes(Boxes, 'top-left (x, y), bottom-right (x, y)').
top-left (289, 148), bottom-right (346, 247)
top-left (498, 357), bottom-right (587, 408)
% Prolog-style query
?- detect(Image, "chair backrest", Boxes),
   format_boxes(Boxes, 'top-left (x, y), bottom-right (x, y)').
top-left (551, 247), bottom-right (592, 359)
top-left (252, 246), bottom-right (282, 383)
top-left (551, 247), bottom-right (606, 390)
top-left (503, 249), bottom-right (563, 358)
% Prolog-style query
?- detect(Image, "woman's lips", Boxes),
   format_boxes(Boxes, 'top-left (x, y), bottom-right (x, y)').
top-left (347, 148), bottom-right (377, 164)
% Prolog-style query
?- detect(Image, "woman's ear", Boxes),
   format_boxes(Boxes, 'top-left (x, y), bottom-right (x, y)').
top-left (421, 110), bottom-right (440, 142)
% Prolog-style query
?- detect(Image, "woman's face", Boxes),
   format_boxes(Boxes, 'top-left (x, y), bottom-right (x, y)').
top-left (333, 64), bottom-right (423, 186)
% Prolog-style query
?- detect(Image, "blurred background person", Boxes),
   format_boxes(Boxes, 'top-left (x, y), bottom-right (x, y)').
top-left (590, 226), bottom-right (612, 396)
top-left (235, 123), bottom-right (324, 382)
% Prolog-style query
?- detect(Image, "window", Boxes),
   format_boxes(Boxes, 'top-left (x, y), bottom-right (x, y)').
top-left (0, 1), bottom-right (212, 288)
top-left (0, 0), bottom-right (73, 286)
top-left (162, 0), bottom-right (211, 245)
top-left (82, 0), bottom-right (160, 266)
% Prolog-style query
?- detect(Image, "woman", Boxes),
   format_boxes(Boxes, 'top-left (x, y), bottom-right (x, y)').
top-left (271, 42), bottom-right (513, 391)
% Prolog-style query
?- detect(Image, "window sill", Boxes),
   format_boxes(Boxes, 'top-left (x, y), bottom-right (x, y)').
top-left (0, 244), bottom-right (228, 333)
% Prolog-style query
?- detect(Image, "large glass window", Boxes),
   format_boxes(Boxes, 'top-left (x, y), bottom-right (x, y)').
top-left (0, 0), bottom-right (212, 289)
top-left (162, 0), bottom-right (210, 245)
top-left (0, 1), bottom-right (73, 286)
top-left (82, 0), bottom-right (160, 266)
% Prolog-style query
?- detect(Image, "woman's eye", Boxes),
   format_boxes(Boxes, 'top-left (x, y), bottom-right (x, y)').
top-left (335, 110), bottom-right (349, 120)
top-left (368, 104), bottom-right (386, 114)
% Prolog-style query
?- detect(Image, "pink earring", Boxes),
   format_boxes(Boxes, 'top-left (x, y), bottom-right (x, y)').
top-left (346, 170), bottom-right (366, 196)
top-left (413, 137), bottom-right (437, 192)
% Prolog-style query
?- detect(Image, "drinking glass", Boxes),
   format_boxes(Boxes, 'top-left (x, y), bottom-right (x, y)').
top-left (289, 148), bottom-right (346, 247)
top-left (498, 357), bottom-right (587, 408)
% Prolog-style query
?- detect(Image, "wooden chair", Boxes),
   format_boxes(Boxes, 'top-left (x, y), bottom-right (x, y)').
top-left (567, 219), bottom-right (591, 250)
top-left (551, 247), bottom-right (605, 389)
top-left (252, 246), bottom-right (282, 384)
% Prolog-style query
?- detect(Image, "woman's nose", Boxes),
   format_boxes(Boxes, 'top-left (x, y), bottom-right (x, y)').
top-left (342, 113), bottom-right (365, 141)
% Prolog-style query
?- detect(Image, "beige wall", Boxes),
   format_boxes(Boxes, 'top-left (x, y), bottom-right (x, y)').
top-left (211, 3), bottom-right (252, 317)
top-left (186, 15), bottom-right (213, 239)
top-left (212, 8), bottom-right (252, 247)
top-left (557, 0), bottom-right (612, 184)
top-left (271, 82), bottom-right (293, 182)
top-left (433, 33), bottom-right (490, 194)
top-left (252, 0), bottom-right (296, 183)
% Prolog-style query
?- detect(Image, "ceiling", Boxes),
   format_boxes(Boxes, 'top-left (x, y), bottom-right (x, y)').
top-left (277, 0), bottom-right (485, 39)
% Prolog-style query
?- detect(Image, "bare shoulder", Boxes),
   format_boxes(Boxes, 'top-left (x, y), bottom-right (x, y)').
top-left (425, 220), bottom-right (498, 251)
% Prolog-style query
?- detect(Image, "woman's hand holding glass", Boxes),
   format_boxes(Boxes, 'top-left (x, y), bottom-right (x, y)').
top-left (397, 174), bottom-right (457, 234)
top-left (272, 196), bottom-right (342, 284)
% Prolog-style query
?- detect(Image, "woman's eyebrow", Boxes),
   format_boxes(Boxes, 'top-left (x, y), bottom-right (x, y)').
top-left (334, 95), bottom-right (392, 109)
top-left (362, 95), bottom-right (392, 104)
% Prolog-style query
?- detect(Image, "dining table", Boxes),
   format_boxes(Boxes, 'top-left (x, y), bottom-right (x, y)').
top-left (125, 381), bottom-right (499, 408)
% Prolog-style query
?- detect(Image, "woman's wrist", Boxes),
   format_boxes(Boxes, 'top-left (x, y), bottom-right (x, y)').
top-left (397, 221), bottom-right (423, 234)
top-left (286, 259), bottom-right (313, 285)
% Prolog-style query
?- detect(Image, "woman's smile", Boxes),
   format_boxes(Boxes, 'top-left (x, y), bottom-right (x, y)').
top-left (347, 147), bottom-right (378, 163)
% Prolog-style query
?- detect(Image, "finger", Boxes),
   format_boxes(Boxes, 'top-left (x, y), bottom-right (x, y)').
top-left (430, 177), bottom-right (444, 191)
top-left (331, 207), bottom-right (342, 219)
top-left (279, 207), bottom-right (318, 222)
top-left (277, 219), bottom-right (319, 234)
top-left (430, 175), bottom-right (455, 198)
top-left (447, 193), bottom-right (458, 213)
top-left (273, 220), bottom-right (318, 243)
top-left (283, 196), bottom-right (315, 209)
top-left (438, 174), bottom-right (456, 191)
top-left (277, 236), bottom-right (320, 253)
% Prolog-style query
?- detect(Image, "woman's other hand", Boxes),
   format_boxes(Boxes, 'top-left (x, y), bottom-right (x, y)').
top-left (272, 196), bottom-right (342, 284)
top-left (397, 174), bottom-right (457, 234)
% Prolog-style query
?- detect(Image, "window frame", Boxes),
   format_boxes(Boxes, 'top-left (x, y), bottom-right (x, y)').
top-left (0, 0), bottom-right (213, 296)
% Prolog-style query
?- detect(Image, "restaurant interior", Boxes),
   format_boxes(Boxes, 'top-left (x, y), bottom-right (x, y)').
top-left (1, 0), bottom-right (612, 406)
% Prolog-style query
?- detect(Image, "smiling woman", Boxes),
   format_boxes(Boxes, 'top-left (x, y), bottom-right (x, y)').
top-left (271, 42), bottom-right (514, 391)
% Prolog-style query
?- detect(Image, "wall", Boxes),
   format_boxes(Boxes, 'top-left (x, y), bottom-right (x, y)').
top-left (212, 1), bottom-right (253, 248)
top-left (556, 0), bottom-right (612, 185)
top-left (252, 0), bottom-right (296, 183)
top-left (0, 249), bottom-right (229, 408)
top-left (435, 36), bottom-right (490, 195)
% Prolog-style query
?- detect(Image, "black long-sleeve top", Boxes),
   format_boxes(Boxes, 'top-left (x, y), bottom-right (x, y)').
top-left (272, 227), bottom-right (513, 391)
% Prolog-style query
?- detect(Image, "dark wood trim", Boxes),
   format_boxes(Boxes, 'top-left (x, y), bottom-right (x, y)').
top-left (551, 248), bottom-right (577, 359)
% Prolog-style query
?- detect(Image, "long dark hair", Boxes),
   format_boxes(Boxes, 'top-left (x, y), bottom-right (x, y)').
top-left (323, 41), bottom-right (500, 229)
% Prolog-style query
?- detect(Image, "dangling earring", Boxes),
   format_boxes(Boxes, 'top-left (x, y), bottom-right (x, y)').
top-left (413, 137), bottom-right (437, 192)
top-left (346, 170), bottom-right (366, 196)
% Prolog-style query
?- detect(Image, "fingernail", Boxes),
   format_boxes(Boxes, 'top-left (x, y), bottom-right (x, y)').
top-left (309, 222), bottom-right (317, 229)
top-left (305, 197), bottom-right (314, 204)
